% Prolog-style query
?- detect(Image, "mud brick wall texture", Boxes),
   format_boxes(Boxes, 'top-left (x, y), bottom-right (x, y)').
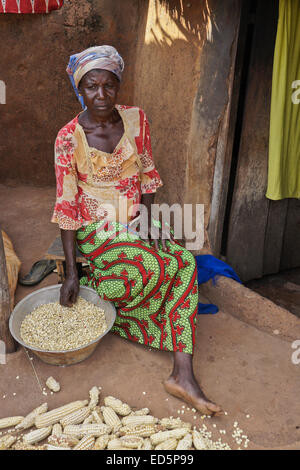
top-left (0, 0), bottom-right (141, 186)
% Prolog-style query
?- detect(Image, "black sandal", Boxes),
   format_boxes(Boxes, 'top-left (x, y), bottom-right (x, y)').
top-left (19, 260), bottom-right (56, 286)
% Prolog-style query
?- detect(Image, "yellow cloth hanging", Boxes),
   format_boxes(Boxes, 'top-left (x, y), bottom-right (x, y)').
top-left (266, 0), bottom-right (300, 200)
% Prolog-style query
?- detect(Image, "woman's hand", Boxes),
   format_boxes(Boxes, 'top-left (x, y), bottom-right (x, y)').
top-left (137, 213), bottom-right (176, 253)
top-left (138, 194), bottom-right (176, 252)
top-left (60, 274), bottom-right (79, 307)
top-left (60, 228), bottom-right (79, 307)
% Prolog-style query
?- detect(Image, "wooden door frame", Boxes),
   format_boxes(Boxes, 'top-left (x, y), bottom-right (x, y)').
top-left (209, 0), bottom-right (288, 282)
top-left (208, 0), bottom-right (252, 258)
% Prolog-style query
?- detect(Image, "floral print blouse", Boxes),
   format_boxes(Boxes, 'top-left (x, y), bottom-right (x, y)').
top-left (51, 105), bottom-right (163, 230)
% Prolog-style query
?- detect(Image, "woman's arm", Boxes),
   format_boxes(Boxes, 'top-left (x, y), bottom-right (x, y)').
top-left (60, 229), bottom-right (79, 307)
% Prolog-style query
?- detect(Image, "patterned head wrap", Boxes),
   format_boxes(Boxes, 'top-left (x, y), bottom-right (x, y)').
top-left (66, 45), bottom-right (124, 109)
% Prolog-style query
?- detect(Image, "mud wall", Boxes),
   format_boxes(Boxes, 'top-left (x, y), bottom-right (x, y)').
top-left (134, 0), bottom-right (205, 206)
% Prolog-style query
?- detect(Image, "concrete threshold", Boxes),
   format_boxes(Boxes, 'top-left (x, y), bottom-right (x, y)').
top-left (200, 276), bottom-right (300, 343)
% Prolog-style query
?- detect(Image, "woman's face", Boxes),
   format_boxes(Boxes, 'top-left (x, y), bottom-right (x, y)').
top-left (78, 69), bottom-right (120, 118)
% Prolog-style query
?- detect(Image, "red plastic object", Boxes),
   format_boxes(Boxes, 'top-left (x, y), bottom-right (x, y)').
top-left (0, 0), bottom-right (64, 13)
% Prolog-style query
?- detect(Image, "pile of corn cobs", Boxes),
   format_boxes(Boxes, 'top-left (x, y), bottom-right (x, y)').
top-left (0, 386), bottom-right (231, 450)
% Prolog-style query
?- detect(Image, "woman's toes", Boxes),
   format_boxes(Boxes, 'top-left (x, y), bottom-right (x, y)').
top-left (206, 402), bottom-right (223, 416)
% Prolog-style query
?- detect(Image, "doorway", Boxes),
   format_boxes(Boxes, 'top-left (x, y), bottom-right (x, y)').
top-left (210, 0), bottom-right (300, 283)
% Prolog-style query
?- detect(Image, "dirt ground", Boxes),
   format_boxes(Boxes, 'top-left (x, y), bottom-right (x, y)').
top-left (0, 184), bottom-right (300, 450)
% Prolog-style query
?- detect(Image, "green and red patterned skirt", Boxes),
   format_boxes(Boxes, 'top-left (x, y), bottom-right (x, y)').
top-left (76, 220), bottom-right (198, 354)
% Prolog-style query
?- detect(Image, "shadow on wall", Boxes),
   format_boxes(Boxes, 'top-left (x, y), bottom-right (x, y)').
top-left (158, 0), bottom-right (215, 44)
top-left (134, 0), bottom-right (222, 208)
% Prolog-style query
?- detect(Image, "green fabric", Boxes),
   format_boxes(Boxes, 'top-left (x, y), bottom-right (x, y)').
top-left (76, 220), bottom-right (198, 354)
top-left (266, 0), bottom-right (300, 200)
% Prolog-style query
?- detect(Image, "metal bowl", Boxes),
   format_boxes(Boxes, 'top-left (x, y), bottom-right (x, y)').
top-left (9, 285), bottom-right (116, 366)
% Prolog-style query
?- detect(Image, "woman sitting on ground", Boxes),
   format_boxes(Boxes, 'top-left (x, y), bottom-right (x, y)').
top-left (51, 45), bottom-right (222, 416)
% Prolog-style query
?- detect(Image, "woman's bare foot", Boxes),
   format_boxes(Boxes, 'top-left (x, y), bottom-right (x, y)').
top-left (163, 375), bottom-right (223, 416)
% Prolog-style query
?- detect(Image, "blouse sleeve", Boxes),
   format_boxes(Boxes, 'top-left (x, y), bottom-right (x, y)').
top-left (51, 131), bottom-right (82, 230)
top-left (139, 112), bottom-right (163, 194)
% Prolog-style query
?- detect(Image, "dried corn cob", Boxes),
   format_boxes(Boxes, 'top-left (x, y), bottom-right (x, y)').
top-left (73, 435), bottom-right (95, 450)
top-left (51, 423), bottom-right (63, 437)
top-left (60, 407), bottom-right (90, 427)
top-left (176, 433), bottom-right (192, 450)
top-left (92, 410), bottom-right (103, 424)
top-left (119, 424), bottom-right (159, 438)
top-left (80, 423), bottom-right (111, 437)
top-left (130, 408), bottom-right (150, 416)
top-left (119, 435), bottom-right (144, 449)
top-left (64, 423), bottom-right (111, 438)
top-left (94, 434), bottom-right (109, 450)
top-left (104, 396), bottom-right (131, 416)
top-left (107, 438), bottom-right (129, 450)
top-left (83, 415), bottom-right (94, 425)
top-left (46, 376), bottom-right (60, 393)
top-left (88, 386), bottom-right (100, 410)
top-left (143, 438), bottom-right (153, 450)
top-left (62, 425), bottom-right (83, 439)
top-left (159, 417), bottom-right (191, 430)
top-left (155, 439), bottom-right (177, 450)
top-left (23, 426), bottom-right (52, 445)
top-left (151, 428), bottom-right (188, 446)
top-left (192, 430), bottom-right (208, 450)
top-left (48, 433), bottom-right (79, 448)
top-left (155, 438), bottom-right (178, 450)
top-left (0, 435), bottom-right (17, 450)
top-left (16, 403), bottom-right (48, 430)
top-left (122, 415), bottom-right (157, 427)
top-left (0, 416), bottom-right (24, 429)
top-left (101, 406), bottom-right (121, 431)
top-left (35, 400), bottom-right (88, 428)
